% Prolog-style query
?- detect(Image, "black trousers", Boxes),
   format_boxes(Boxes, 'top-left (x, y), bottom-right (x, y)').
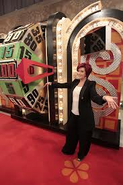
top-left (62, 112), bottom-right (93, 159)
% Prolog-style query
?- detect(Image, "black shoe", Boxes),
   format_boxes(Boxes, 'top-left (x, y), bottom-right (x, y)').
top-left (62, 148), bottom-right (74, 155)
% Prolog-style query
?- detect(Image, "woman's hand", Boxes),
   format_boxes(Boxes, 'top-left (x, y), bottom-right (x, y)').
top-left (103, 96), bottom-right (118, 109)
top-left (43, 82), bottom-right (52, 88)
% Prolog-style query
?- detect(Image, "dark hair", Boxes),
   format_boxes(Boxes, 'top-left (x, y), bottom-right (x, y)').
top-left (77, 63), bottom-right (92, 77)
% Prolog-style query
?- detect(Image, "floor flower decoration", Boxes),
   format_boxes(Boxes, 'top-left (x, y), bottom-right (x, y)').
top-left (62, 158), bottom-right (89, 183)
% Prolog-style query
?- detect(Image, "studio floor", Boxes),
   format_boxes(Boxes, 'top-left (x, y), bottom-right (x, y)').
top-left (0, 112), bottom-right (123, 185)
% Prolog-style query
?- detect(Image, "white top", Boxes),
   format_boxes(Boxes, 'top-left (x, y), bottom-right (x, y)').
top-left (71, 86), bottom-right (82, 115)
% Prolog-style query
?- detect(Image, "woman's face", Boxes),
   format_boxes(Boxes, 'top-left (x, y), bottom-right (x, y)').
top-left (77, 67), bottom-right (86, 79)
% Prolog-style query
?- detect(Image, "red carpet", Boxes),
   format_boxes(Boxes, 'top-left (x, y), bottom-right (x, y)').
top-left (0, 113), bottom-right (123, 185)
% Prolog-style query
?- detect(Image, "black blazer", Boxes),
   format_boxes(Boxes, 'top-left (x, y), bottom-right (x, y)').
top-left (52, 79), bottom-right (106, 131)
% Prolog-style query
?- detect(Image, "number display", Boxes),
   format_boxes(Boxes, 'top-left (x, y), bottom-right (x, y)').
top-left (24, 33), bottom-right (37, 51)
top-left (27, 89), bottom-right (39, 105)
top-left (0, 61), bottom-right (16, 79)
top-left (4, 30), bottom-right (26, 43)
top-left (4, 33), bottom-right (13, 43)
top-left (31, 26), bottom-right (40, 36)
top-left (9, 97), bottom-right (19, 105)
top-left (19, 46), bottom-right (32, 59)
top-left (9, 97), bottom-right (28, 108)
top-left (35, 97), bottom-right (48, 112)
top-left (0, 47), bottom-right (5, 59)
top-left (1, 64), bottom-right (7, 77)
top-left (21, 81), bottom-right (29, 94)
top-left (81, 27), bottom-right (106, 55)
top-left (0, 45), bottom-right (14, 59)
top-left (5, 83), bottom-right (15, 94)
top-left (31, 26), bottom-right (43, 44)
top-left (91, 39), bottom-right (105, 52)
top-left (24, 26), bottom-right (43, 51)
top-left (16, 99), bottom-right (27, 107)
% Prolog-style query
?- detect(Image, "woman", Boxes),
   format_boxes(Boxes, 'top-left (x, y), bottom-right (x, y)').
top-left (46, 63), bottom-right (118, 161)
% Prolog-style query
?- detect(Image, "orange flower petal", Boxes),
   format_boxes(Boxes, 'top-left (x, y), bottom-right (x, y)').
top-left (78, 170), bottom-right (88, 179)
top-left (70, 171), bottom-right (78, 183)
top-left (64, 160), bottom-right (74, 168)
top-left (73, 158), bottom-right (81, 168)
top-left (78, 163), bottom-right (89, 171)
top-left (62, 168), bottom-right (73, 176)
